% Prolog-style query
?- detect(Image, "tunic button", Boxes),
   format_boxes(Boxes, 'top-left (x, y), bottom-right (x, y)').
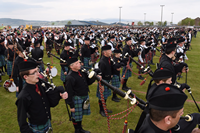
top-left (43, 102), bottom-right (45, 104)
top-left (46, 112), bottom-right (48, 114)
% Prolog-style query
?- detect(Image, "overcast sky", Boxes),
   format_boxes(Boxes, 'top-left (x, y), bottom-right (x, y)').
top-left (0, 0), bottom-right (199, 23)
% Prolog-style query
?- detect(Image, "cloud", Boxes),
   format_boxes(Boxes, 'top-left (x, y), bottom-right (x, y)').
top-left (0, 0), bottom-right (199, 23)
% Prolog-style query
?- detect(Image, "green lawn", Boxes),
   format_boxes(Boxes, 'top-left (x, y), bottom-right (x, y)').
top-left (0, 33), bottom-right (200, 133)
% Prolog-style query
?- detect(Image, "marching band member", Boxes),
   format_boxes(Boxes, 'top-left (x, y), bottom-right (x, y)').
top-left (65, 57), bottom-right (96, 133)
top-left (97, 45), bottom-right (113, 117)
top-left (44, 32), bottom-right (53, 57)
top-left (16, 60), bottom-right (68, 133)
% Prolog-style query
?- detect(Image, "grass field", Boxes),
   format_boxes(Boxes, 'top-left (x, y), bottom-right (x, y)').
top-left (0, 34), bottom-right (200, 133)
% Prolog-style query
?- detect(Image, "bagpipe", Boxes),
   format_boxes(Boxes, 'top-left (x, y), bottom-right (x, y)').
top-left (80, 67), bottom-right (146, 110)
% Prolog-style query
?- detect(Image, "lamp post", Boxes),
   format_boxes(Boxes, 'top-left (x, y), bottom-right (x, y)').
top-left (171, 13), bottom-right (174, 25)
top-left (119, 7), bottom-right (122, 23)
top-left (144, 13), bottom-right (146, 26)
top-left (160, 5), bottom-right (165, 27)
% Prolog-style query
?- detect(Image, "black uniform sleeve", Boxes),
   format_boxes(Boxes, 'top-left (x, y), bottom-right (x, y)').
top-left (13, 61), bottom-right (19, 87)
top-left (60, 53), bottom-right (67, 73)
top-left (64, 76), bottom-right (75, 108)
top-left (16, 96), bottom-right (32, 133)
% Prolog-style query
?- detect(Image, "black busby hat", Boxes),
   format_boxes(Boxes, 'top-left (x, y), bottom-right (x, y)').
top-left (168, 37), bottom-right (176, 44)
top-left (126, 37), bottom-right (131, 42)
top-left (177, 37), bottom-right (185, 43)
top-left (110, 36), bottom-right (115, 39)
top-left (148, 38), bottom-right (153, 41)
top-left (153, 68), bottom-right (173, 80)
top-left (114, 49), bottom-right (121, 53)
top-left (139, 38), bottom-right (145, 43)
top-left (64, 41), bottom-right (71, 47)
top-left (67, 57), bottom-right (78, 66)
top-left (18, 60), bottom-right (38, 72)
top-left (84, 37), bottom-right (90, 41)
top-left (101, 45), bottom-right (111, 51)
top-left (149, 83), bottom-right (187, 111)
top-left (165, 43), bottom-right (176, 51)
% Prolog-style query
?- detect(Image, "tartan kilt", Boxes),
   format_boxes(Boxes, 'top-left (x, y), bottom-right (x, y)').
top-left (148, 51), bottom-right (152, 61)
top-left (60, 66), bottom-right (68, 82)
top-left (111, 75), bottom-right (120, 88)
top-left (83, 57), bottom-right (92, 70)
top-left (39, 64), bottom-right (45, 72)
top-left (55, 44), bottom-right (61, 50)
top-left (145, 54), bottom-right (149, 64)
top-left (91, 53), bottom-right (98, 63)
top-left (71, 95), bottom-right (91, 122)
top-left (46, 44), bottom-right (52, 52)
top-left (122, 63), bottom-right (132, 79)
top-left (7, 60), bottom-right (13, 76)
top-left (137, 60), bottom-right (146, 70)
top-left (96, 80), bottom-right (111, 100)
top-left (29, 119), bottom-right (52, 133)
top-left (0, 55), bottom-right (6, 67)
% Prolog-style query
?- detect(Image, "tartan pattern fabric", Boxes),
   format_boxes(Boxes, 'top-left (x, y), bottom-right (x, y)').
top-left (46, 44), bottom-right (52, 52)
top-left (111, 75), bottom-right (120, 88)
top-left (7, 60), bottom-right (13, 76)
top-left (71, 95), bottom-right (91, 121)
top-left (122, 63), bottom-right (132, 79)
top-left (96, 80), bottom-right (111, 100)
top-left (83, 57), bottom-right (92, 70)
top-left (91, 53), bottom-right (98, 63)
top-left (148, 51), bottom-right (152, 62)
top-left (60, 66), bottom-right (68, 82)
top-left (145, 54), bottom-right (149, 64)
top-left (55, 43), bottom-right (61, 50)
top-left (29, 119), bottom-right (52, 133)
top-left (39, 64), bottom-right (45, 73)
top-left (0, 55), bottom-right (6, 67)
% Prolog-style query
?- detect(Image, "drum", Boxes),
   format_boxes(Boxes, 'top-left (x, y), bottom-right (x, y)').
top-left (94, 62), bottom-right (99, 69)
top-left (45, 67), bottom-right (58, 77)
top-left (40, 45), bottom-right (44, 50)
top-left (3, 80), bottom-right (17, 92)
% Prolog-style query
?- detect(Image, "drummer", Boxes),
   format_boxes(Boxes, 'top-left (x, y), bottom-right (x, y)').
top-left (31, 40), bottom-right (44, 72)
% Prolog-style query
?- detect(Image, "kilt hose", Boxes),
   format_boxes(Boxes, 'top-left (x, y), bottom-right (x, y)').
top-left (29, 119), bottom-right (52, 133)
top-left (0, 55), bottom-right (6, 67)
top-left (96, 80), bottom-right (111, 100)
top-left (60, 66), bottom-right (68, 82)
top-left (122, 63), bottom-right (132, 79)
top-left (83, 57), bottom-right (92, 70)
top-left (71, 95), bottom-right (91, 122)
top-left (111, 75), bottom-right (120, 88)
top-left (7, 60), bottom-right (13, 76)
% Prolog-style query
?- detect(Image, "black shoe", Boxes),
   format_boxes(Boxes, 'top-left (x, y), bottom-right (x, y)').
top-left (115, 96), bottom-right (121, 100)
top-left (138, 76), bottom-right (144, 80)
top-left (80, 128), bottom-right (91, 133)
top-left (150, 63), bottom-right (155, 65)
top-left (107, 109), bottom-right (112, 113)
top-left (99, 111), bottom-right (107, 117)
top-left (112, 97), bottom-right (120, 102)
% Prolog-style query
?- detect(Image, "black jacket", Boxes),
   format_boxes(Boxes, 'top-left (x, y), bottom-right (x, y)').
top-left (98, 56), bottom-right (113, 80)
top-left (31, 47), bottom-right (43, 61)
top-left (15, 81), bottom-right (63, 133)
top-left (159, 54), bottom-right (176, 84)
top-left (65, 70), bottom-right (95, 108)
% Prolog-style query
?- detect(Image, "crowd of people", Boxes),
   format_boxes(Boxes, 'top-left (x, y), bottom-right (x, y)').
top-left (0, 26), bottom-right (199, 133)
